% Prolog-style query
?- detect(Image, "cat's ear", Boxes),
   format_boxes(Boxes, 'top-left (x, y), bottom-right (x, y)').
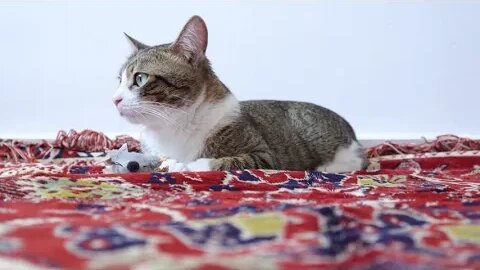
top-left (171, 16), bottom-right (208, 64)
top-left (124, 33), bottom-right (149, 53)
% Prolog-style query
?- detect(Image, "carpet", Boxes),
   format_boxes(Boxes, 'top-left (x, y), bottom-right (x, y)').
top-left (0, 130), bottom-right (479, 269)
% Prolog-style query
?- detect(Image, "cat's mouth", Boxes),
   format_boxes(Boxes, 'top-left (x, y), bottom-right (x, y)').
top-left (116, 106), bottom-right (144, 124)
top-left (117, 107), bottom-right (132, 117)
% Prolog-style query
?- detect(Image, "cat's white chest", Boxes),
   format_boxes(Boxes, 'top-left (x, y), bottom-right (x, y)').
top-left (140, 128), bottom-right (204, 163)
top-left (139, 94), bottom-right (240, 163)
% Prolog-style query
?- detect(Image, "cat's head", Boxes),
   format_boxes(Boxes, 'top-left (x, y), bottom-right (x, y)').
top-left (113, 16), bottom-right (224, 125)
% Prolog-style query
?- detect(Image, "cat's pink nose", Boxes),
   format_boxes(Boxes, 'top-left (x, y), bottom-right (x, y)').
top-left (113, 97), bottom-right (123, 106)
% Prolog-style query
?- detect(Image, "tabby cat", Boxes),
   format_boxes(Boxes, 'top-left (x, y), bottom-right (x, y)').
top-left (113, 16), bottom-right (367, 172)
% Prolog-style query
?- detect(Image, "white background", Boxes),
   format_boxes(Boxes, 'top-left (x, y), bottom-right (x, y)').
top-left (0, 1), bottom-right (478, 140)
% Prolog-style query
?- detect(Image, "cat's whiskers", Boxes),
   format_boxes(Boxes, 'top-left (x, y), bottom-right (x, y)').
top-left (128, 107), bottom-right (146, 123)
top-left (138, 101), bottom-right (190, 115)
top-left (140, 107), bottom-right (174, 123)
top-left (136, 102), bottom-right (193, 128)
top-left (137, 105), bottom-right (185, 130)
top-left (120, 104), bottom-right (164, 123)
top-left (134, 108), bottom-right (149, 123)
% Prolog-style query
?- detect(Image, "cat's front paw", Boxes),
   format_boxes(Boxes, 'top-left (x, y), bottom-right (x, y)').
top-left (160, 159), bottom-right (187, 172)
top-left (160, 158), bottom-right (213, 172)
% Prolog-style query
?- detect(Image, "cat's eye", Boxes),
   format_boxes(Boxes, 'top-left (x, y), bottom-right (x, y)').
top-left (134, 73), bottom-right (149, 87)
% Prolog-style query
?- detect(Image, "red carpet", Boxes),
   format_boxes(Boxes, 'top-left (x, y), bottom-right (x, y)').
top-left (0, 131), bottom-right (479, 269)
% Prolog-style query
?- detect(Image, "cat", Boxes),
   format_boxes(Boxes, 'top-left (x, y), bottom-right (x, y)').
top-left (113, 16), bottom-right (367, 173)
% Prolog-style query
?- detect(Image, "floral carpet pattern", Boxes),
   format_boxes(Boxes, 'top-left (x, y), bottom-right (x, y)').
top-left (0, 133), bottom-right (479, 269)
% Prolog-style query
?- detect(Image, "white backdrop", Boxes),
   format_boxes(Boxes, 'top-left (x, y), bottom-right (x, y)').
top-left (0, 1), bottom-right (479, 139)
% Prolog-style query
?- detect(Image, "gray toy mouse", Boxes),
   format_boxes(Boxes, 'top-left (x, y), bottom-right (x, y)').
top-left (106, 143), bottom-right (161, 173)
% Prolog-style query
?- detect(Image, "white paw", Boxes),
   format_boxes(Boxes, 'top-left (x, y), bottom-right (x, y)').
top-left (160, 159), bottom-right (187, 172)
top-left (159, 159), bottom-right (176, 171)
top-left (185, 158), bottom-right (213, 172)
top-left (169, 162), bottom-right (188, 172)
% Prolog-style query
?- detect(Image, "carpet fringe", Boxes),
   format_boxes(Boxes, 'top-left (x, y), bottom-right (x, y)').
top-left (1, 130), bottom-right (479, 162)
top-left (0, 129), bottom-right (140, 162)
top-left (367, 134), bottom-right (480, 157)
